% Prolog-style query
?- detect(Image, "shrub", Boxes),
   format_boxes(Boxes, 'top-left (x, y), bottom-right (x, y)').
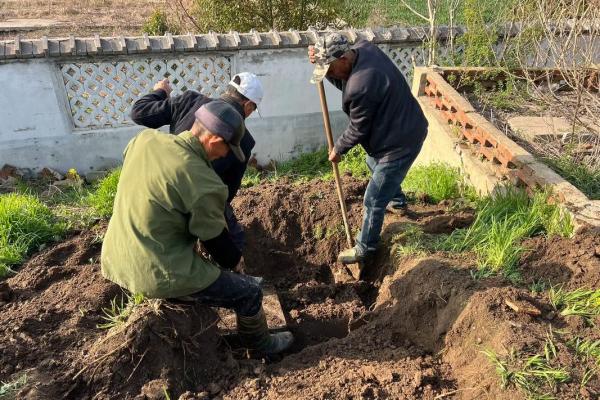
top-left (142, 9), bottom-right (177, 35)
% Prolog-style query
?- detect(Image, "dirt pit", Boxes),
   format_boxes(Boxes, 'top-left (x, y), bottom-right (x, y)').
top-left (0, 177), bottom-right (599, 399)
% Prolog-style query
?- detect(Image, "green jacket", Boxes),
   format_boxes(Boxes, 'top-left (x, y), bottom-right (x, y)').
top-left (100, 129), bottom-right (227, 298)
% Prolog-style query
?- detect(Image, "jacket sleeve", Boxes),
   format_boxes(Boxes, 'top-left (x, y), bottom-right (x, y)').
top-left (201, 228), bottom-right (242, 270)
top-left (130, 89), bottom-right (172, 128)
top-left (334, 94), bottom-right (378, 155)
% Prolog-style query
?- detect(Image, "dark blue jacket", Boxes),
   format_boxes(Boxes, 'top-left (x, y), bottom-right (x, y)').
top-left (328, 40), bottom-right (428, 162)
top-left (130, 90), bottom-right (255, 203)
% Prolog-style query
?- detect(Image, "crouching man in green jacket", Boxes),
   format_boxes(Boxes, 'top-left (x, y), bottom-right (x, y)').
top-left (101, 99), bottom-right (293, 355)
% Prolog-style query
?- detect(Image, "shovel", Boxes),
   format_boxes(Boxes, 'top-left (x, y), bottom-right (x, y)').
top-left (316, 81), bottom-right (363, 281)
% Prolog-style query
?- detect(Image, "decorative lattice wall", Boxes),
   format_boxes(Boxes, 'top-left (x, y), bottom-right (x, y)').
top-left (60, 56), bottom-right (232, 128)
top-left (382, 44), bottom-right (465, 81)
top-left (381, 45), bottom-right (427, 81)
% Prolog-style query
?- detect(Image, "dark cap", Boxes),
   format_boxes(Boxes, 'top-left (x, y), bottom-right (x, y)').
top-left (194, 100), bottom-right (246, 162)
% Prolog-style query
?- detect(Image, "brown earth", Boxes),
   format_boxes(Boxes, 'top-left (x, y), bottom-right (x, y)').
top-left (0, 0), bottom-right (166, 39)
top-left (0, 177), bottom-right (599, 399)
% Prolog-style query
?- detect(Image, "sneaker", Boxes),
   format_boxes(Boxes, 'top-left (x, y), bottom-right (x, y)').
top-left (386, 202), bottom-right (408, 215)
top-left (337, 247), bottom-right (365, 264)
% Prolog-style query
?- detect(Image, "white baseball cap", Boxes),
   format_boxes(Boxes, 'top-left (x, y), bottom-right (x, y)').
top-left (229, 72), bottom-right (264, 105)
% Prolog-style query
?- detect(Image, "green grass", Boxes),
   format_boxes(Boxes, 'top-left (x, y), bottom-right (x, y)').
top-left (0, 193), bottom-right (66, 278)
top-left (543, 156), bottom-right (600, 201)
top-left (0, 374), bottom-right (27, 398)
top-left (483, 338), bottom-right (571, 400)
top-left (548, 287), bottom-right (600, 324)
top-left (241, 166), bottom-right (262, 188)
top-left (567, 337), bottom-right (600, 365)
top-left (97, 292), bottom-right (145, 329)
top-left (86, 168), bottom-right (121, 218)
top-left (391, 224), bottom-right (444, 258)
top-left (437, 187), bottom-right (573, 279)
top-left (403, 162), bottom-right (471, 203)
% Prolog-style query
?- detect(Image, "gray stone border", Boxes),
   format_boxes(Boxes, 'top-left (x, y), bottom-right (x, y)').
top-left (0, 27), bottom-right (464, 60)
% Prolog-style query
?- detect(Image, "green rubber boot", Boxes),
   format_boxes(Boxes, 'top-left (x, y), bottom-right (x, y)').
top-left (237, 307), bottom-right (294, 354)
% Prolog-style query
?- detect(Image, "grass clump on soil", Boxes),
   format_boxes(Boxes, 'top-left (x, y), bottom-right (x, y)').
top-left (483, 337), bottom-right (571, 400)
top-left (567, 337), bottom-right (600, 365)
top-left (98, 292), bottom-right (145, 329)
top-left (86, 168), bottom-right (121, 219)
top-left (0, 193), bottom-right (66, 278)
top-left (438, 188), bottom-right (573, 280)
top-left (392, 224), bottom-right (443, 258)
top-left (0, 374), bottom-right (27, 398)
top-left (548, 287), bottom-right (600, 324)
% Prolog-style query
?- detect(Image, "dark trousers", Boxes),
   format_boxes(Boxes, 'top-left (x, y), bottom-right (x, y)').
top-left (189, 270), bottom-right (262, 317)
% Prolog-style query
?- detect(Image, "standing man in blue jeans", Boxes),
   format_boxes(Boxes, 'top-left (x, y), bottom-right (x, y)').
top-left (309, 33), bottom-right (428, 264)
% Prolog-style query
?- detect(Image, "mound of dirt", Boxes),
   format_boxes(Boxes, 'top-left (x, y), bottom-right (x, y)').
top-left (232, 177), bottom-right (366, 288)
top-left (520, 226), bottom-right (600, 289)
top-left (1, 177), bottom-right (598, 400)
top-left (0, 230), bottom-right (233, 399)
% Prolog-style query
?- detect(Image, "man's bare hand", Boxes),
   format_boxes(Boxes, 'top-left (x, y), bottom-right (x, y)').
top-left (153, 79), bottom-right (172, 96)
top-left (328, 149), bottom-right (341, 163)
top-left (308, 46), bottom-right (316, 64)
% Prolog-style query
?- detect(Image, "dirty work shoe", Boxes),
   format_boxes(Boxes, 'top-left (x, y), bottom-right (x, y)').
top-left (337, 247), bottom-right (365, 264)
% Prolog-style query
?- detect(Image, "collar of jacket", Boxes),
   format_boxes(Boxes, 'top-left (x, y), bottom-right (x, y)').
top-left (177, 131), bottom-right (211, 165)
top-left (219, 94), bottom-right (246, 120)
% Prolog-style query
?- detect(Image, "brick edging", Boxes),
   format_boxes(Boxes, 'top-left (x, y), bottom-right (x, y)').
top-left (419, 68), bottom-right (599, 227)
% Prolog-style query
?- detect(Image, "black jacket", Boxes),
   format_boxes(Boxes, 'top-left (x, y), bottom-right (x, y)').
top-left (328, 40), bottom-right (428, 162)
top-left (130, 89), bottom-right (255, 202)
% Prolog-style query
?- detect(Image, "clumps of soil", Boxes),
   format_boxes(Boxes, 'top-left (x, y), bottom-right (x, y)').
top-left (519, 226), bottom-right (600, 289)
top-left (0, 176), bottom-right (598, 399)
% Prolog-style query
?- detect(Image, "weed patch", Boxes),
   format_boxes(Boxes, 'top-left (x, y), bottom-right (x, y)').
top-left (86, 168), bottom-right (121, 219)
top-left (403, 162), bottom-right (471, 203)
top-left (549, 287), bottom-right (600, 324)
top-left (392, 224), bottom-right (443, 258)
top-left (483, 337), bottom-right (571, 400)
top-left (98, 292), bottom-right (145, 329)
top-left (0, 193), bottom-right (66, 278)
top-left (438, 188), bottom-right (572, 279)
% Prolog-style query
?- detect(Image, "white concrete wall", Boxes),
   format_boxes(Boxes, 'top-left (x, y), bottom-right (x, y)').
top-left (0, 49), bottom-right (348, 173)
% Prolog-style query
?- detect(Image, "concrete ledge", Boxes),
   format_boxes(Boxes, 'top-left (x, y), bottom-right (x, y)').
top-left (0, 26), bottom-right (458, 60)
top-left (413, 67), bottom-right (599, 229)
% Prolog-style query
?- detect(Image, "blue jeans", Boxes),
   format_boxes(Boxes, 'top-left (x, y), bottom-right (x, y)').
top-left (355, 144), bottom-right (423, 255)
top-left (225, 203), bottom-right (245, 252)
top-left (189, 270), bottom-right (262, 317)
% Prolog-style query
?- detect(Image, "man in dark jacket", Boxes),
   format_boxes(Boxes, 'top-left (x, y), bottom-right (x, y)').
top-left (130, 72), bottom-right (263, 251)
top-left (309, 33), bottom-right (428, 265)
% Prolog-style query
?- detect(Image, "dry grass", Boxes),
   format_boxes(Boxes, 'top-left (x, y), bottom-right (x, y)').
top-left (0, 0), bottom-right (166, 38)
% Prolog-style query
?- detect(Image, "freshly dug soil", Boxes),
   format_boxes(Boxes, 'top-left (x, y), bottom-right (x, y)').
top-left (0, 177), bottom-right (598, 399)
